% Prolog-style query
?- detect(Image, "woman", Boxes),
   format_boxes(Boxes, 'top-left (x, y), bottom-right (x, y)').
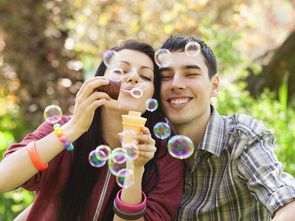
top-left (0, 40), bottom-right (184, 221)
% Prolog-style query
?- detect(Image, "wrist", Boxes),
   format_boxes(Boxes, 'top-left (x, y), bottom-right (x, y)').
top-left (61, 121), bottom-right (84, 143)
top-left (133, 166), bottom-right (145, 176)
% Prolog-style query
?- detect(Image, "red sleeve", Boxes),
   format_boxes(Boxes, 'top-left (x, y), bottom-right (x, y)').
top-left (3, 116), bottom-right (71, 191)
top-left (144, 151), bottom-right (184, 221)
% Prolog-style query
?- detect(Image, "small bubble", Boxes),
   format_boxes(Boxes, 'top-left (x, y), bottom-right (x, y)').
top-left (123, 143), bottom-right (139, 160)
top-left (153, 122), bottom-right (171, 140)
top-left (44, 105), bottom-right (62, 124)
top-left (103, 50), bottom-right (119, 68)
top-left (89, 150), bottom-right (106, 167)
top-left (116, 168), bottom-right (134, 188)
top-left (154, 49), bottom-right (171, 67)
top-left (95, 145), bottom-right (111, 161)
top-left (108, 148), bottom-right (134, 176)
top-left (167, 135), bottom-right (195, 159)
top-left (146, 98), bottom-right (158, 112)
top-left (109, 68), bottom-right (124, 82)
top-left (185, 41), bottom-right (201, 57)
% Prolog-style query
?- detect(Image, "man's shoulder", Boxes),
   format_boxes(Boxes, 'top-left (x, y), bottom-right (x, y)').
top-left (223, 113), bottom-right (271, 141)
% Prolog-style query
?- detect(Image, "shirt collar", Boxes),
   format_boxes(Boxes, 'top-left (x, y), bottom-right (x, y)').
top-left (198, 105), bottom-right (227, 157)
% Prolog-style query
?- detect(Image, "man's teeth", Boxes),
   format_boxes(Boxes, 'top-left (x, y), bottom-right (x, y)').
top-left (170, 98), bottom-right (190, 105)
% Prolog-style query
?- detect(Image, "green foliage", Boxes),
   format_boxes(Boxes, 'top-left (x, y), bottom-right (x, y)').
top-left (217, 81), bottom-right (295, 176)
top-left (0, 114), bottom-right (34, 220)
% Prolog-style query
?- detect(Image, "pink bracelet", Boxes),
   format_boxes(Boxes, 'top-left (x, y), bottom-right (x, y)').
top-left (115, 189), bottom-right (147, 213)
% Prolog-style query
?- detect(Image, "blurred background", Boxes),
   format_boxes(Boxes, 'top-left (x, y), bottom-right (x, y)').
top-left (0, 0), bottom-right (294, 220)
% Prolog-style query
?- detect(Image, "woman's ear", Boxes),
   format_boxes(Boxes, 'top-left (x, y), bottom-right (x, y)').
top-left (210, 74), bottom-right (221, 97)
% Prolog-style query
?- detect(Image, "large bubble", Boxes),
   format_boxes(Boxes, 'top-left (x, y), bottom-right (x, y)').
top-left (167, 135), bottom-right (194, 159)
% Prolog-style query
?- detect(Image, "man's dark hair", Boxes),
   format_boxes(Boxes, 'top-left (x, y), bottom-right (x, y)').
top-left (160, 35), bottom-right (217, 78)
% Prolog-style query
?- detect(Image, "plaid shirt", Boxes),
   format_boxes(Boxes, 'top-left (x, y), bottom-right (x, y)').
top-left (174, 107), bottom-right (295, 221)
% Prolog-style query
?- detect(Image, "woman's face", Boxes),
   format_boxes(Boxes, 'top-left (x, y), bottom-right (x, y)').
top-left (104, 49), bottom-right (155, 113)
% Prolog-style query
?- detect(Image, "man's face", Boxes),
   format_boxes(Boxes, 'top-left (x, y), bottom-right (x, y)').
top-left (160, 51), bottom-right (220, 126)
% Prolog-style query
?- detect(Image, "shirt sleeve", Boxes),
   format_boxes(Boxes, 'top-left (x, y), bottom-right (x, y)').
top-left (144, 153), bottom-right (184, 221)
top-left (237, 130), bottom-right (295, 216)
top-left (3, 116), bottom-right (70, 191)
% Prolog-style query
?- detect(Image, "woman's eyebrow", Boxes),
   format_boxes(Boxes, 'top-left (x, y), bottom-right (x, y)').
top-left (118, 61), bottom-right (130, 65)
top-left (119, 61), bottom-right (152, 71)
top-left (141, 66), bottom-right (153, 71)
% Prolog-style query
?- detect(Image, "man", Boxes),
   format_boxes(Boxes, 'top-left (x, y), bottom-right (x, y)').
top-left (159, 35), bottom-right (295, 220)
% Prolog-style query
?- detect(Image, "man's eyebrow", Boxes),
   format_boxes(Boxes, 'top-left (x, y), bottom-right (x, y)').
top-left (183, 65), bottom-right (201, 70)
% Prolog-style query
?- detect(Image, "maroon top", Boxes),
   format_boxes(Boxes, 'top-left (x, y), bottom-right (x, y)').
top-left (4, 116), bottom-right (184, 221)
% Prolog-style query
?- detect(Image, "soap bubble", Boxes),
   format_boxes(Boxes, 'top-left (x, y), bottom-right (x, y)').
top-left (130, 88), bottom-right (143, 99)
top-left (153, 122), bottom-right (171, 140)
top-left (146, 98), bottom-right (158, 112)
top-left (119, 130), bottom-right (137, 145)
top-left (109, 68), bottom-right (124, 82)
top-left (89, 150), bottom-right (106, 168)
top-left (108, 148), bottom-right (134, 176)
top-left (116, 168), bottom-right (134, 188)
top-left (103, 50), bottom-right (119, 68)
top-left (44, 105), bottom-right (62, 124)
top-left (154, 49), bottom-right (171, 67)
top-left (185, 41), bottom-right (201, 57)
top-left (95, 145), bottom-right (111, 161)
top-left (123, 143), bottom-right (139, 160)
top-left (167, 135), bottom-right (194, 159)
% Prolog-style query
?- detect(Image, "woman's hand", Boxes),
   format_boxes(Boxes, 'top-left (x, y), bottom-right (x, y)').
top-left (133, 127), bottom-right (157, 168)
top-left (68, 76), bottom-right (111, 134)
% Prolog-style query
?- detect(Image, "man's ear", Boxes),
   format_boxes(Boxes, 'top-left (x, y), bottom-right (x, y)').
top-left (210, 74), bottom-right (221, 97)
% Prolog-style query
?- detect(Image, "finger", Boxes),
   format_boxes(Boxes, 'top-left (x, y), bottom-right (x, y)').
top-left (87, 98), bottom-right (107, 112)
top-left (137, 134), bottom-right (155, 146)
top-left (138, 151), bottom-right (155, 159)
top-left (78, 92), bottom-right (110, 112)
top-left (77, 78), bottom-right (109, 102)
top-left (77, 76), bottom-right (107, 96)
top-left (141, 127), bottom-right (151, 135)
top-left (83, 91), bottom-right (111, 105)
top-left (137, 144), bottom-right (157, 153)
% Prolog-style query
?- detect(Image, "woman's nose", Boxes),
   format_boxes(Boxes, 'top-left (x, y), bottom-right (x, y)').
top-left (126, 70), bottom-right (139, 84)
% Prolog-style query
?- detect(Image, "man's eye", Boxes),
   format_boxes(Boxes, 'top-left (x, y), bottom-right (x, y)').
top-left (161, 75), bottom-right (173, 80)
top-left (186, 73), bottom-right (199, 77)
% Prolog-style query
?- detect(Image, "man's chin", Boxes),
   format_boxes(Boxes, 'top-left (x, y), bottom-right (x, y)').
top-left (167, 115), bottom-right (190, 125)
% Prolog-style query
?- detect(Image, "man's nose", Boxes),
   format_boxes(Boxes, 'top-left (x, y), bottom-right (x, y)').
top-left (171, 74), bottom-right (185, 90)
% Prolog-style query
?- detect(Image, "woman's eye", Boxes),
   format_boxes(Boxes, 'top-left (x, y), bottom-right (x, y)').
top-left (141, 75), bottom-right (151, 81)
